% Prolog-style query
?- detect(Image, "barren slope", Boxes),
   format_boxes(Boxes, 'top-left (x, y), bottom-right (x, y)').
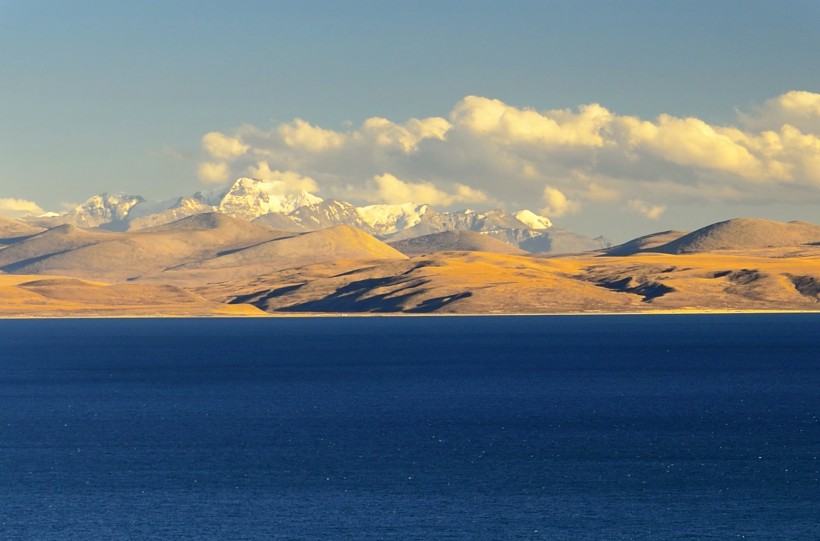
top-left (192, 243), bottom-right (820, 314)
top-left (0, 213), bottom-right (289, 281)
top-left (0, 216), bottom-right (45, 239)
top-left (603, 230), bottom-right (688, 256)
top-left (652, 218), bottom-right (820, 254)
top-left (0, 274), bottom-right (264, 317)
top-left (389, 230), bottom-right (526, 255)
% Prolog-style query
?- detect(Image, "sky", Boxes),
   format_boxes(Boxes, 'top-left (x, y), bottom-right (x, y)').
top-left (1, 0), bottom-right (819, 241)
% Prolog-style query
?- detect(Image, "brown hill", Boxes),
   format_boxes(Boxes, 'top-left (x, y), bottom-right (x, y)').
top-left (164, 225), bottom-right (407, 279)
top-left (194, 244), bottom-right (820, 314)
top-left (652, 218), bottom-right (820, 254)
top-left (388, 230), bottom-right (526, 255)
top-left (603, 230), bottom-right (688, 256)
top-left (0, 213), bottom-right (287, 281)
top-left (0, 216), bottom-right (45, 240)
top-left (0, 274), bottom-right (264, 317)
top-left (0, 224), bottom-right (116, 272)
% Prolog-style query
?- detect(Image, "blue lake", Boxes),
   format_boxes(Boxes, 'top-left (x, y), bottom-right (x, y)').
top-left (1, 314), bottom-right (818, 539)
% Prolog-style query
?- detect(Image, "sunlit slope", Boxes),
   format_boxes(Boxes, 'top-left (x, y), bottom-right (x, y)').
top-left (0, 216), bottom-right (45, 239)
top-left (651, 218), bottom-right (820, 254)
top-left (1, 215), bottom-right (817, 315)
top-left (0, 225), bottom-right (117, 271)
top-left (203, 252), bottom-right (630, 313)
top-left (141, 224), bottom-right (408, 285)
top-left (197, 246), bottom-right (820, 314)
top-left (0, 275), bottom-right (264, 317)
top-left (0, 214), bottom-right (289, 281)
top-left (585, 250), bottom-right (819, 311)
top-left (0, 215), bottom-right (406, 285)
top-left (178, 225), bottom-right (406, 269)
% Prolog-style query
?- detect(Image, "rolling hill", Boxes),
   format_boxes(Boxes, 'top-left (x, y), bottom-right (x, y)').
top-left (651, 218), bottom-right (820, 254)
top-left (0, 214), bottom-right (817, 316)
top-left (388, 230), bottom-right (526, 255)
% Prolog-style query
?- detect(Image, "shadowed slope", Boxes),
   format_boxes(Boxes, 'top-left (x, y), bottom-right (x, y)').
top-left (652, 218), bottom-right (820, 254)
top-left (603, 230), bottom-right (688, 256)
top-left (202, 253), bottom-right (640, 314)
top-left (389, 230), bottom-right (526, 255)
top-left (191, 241), bottom-right (820, 314)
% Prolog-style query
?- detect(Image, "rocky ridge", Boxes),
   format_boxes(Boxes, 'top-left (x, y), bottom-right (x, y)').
top-left (18, 177), bottom-right (609, 254)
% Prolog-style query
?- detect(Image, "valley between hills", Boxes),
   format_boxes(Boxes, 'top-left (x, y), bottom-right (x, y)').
top-left (0, 210), bottom-right (818, 317)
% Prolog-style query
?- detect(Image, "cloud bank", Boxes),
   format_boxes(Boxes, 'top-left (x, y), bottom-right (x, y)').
top-left (0, 197), bottom-right (45, 218)
top-left (196, 91), bottom-right (820, 219)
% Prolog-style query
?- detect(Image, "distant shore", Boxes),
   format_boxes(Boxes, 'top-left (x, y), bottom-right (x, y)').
top-left (1, 309), bottom-right (817, 320)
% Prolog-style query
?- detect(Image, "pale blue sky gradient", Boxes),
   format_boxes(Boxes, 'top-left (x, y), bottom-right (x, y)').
top-left (2, 1), bottom-right (819, 240)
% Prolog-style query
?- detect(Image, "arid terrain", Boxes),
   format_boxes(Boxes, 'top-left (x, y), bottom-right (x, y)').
top-left (0, 214), bottom-right (817, 317)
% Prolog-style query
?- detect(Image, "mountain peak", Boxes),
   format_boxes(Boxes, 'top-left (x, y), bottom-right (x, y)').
top-left (216, 177), bottom-right (323, 220)
top-left (63, 193), bottom-right (145, 229)
top-left (356, 203), bottom-right (431, 235)
top-left (514, 210), bottom-right (552, 230)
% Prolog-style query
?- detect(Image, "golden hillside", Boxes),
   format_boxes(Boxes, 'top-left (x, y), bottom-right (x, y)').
top-left (0, 215), bottom-right (817, 316)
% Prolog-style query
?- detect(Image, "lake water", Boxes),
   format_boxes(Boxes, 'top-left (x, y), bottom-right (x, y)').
top-left (0, 314), bottom-right (818, 539)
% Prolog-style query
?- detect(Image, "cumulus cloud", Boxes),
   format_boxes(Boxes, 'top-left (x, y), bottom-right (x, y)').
top-left (0, 197), bottom-right (45, 218)
top-left (363, 173), bottom-right (489, 206)
top-left (626, 199), bottom-right (666, 220)
top-left (540, 186), bottom-right (580, 217)
top-left (202, 131), bottom-right (249, 160)
top-left (197, 161), bottom-right (230, 184)
top-left (361, 116), bottom-right (451, 152)
top-left (194, 90), bottom-right (820, 220)
top-left (740, 90), bottom-right (820, 135)
top-left (451, 96), bottom-right (612, 148)
top-left (278, 119), bottom-right (346, 152)
top-left (246, 162), bottom-right (319, 192)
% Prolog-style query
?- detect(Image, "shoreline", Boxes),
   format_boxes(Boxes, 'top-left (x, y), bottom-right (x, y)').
top-left (1, 309), bottom-right (817, 321)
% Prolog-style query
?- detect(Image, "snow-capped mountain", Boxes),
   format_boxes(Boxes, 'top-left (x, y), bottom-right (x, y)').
top-left (61, 193), bottom-right (145, 229)
top-left (19, 177), bottom-right (609, 253)
top-left (514, 210), bottom-right (552, 230)
top-left (215, 177), bottom-right (323, 221)
top-left (126, 197), bottom-right (213, 231)
top-left (287, 200), bottom-right (370, 231)
top-left (356, 203), bottom-right (432, 235)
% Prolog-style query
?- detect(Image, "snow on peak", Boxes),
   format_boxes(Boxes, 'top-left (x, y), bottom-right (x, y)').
top-left (356, 203), bottom-right (430, 234)
top-left (514, 210), bottom-right (552, 230)
top-left (215, 177), bottom-right (323, 220)
top-left (67, 193), bottom-right (145, 227)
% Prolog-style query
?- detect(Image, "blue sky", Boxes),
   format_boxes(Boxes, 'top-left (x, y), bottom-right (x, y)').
top-left (1, 1), bottom-right (819, 240)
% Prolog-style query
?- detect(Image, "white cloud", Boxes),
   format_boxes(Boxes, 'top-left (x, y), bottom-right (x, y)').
top-left (366, 173), bottom-right (488, 206)
top-left (619, 114), bottom-right (764, 178)
top-left (197, 161), bottom-right (230, 184)
top-left (451, 95), bottom-right (612, 147)
top-left (540, 186), bottom-right (580, 217)
top-left (246, 162), bottom-right (319, 192)
top-left (362, 116), bottom-right (451, 152)
top-left (626, 199), bottom-right (666, 220)
top-left (278, 118), bottom-right (346, 152)
top-left (202, 131), bottom-right (249, 160)
top-left (0, 197), bottom-right (45, 218)
top-left (739, 90), bottom-right (820, 135)
top-left (194, 90), bottom-right (820, 218)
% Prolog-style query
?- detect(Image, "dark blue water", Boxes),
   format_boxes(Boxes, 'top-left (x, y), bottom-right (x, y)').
top-left (0, 315), bottom-right (818, 540)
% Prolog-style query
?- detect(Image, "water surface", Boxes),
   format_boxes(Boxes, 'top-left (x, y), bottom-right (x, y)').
top-left (1, 315), bottom-right (818, 539)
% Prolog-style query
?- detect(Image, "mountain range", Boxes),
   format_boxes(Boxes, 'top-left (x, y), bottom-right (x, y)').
top-left (1, 180), bottom-right (818, 316)
top-left (21, 177), bottom-right (609, 254)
